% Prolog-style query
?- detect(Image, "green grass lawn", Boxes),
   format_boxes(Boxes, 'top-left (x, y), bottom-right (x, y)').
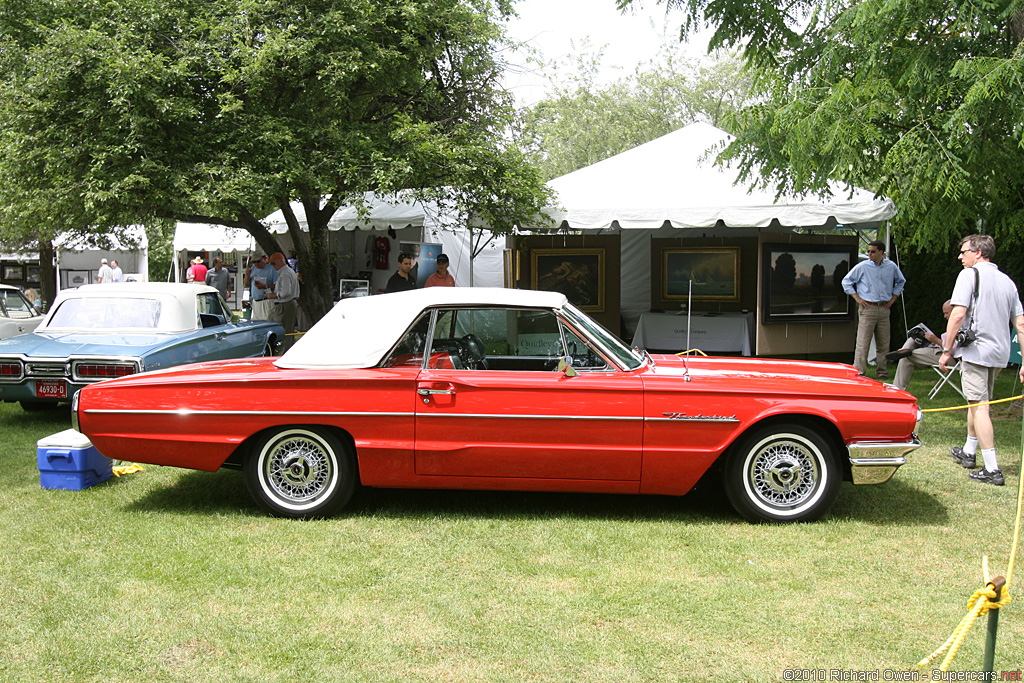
top-left (1, 367), bottom-right (1023, 682)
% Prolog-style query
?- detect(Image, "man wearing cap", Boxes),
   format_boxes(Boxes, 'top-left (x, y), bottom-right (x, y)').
top-left (187, 256), bottom-right (207, 284)
top-left (267, 252), bottom-right (299, 350)
top-left (247, 253), bottom-right (278, 321)
top-left (425, 253), bottom-right (455, 287)
top-left (97, 258), bottom-right (113, 284)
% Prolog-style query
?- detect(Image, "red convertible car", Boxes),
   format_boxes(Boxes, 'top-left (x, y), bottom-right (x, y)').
top-left (73, 287), bottom-right (921, 522)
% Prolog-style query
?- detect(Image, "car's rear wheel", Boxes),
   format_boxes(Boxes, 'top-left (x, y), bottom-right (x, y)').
top-left (244, 427), bottom-right (356, 518)
top-left (723, 423), bottom-right (840, 523)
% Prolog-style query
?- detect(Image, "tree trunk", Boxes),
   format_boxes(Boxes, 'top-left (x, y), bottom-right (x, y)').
top-left (37, 238), bottom-right (57, 311)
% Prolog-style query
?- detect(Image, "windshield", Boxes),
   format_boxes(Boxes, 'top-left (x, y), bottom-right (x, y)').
top-left (46, 297), bottom-right (163, 330)
top-left (563, 303), bottom-right (644, 371)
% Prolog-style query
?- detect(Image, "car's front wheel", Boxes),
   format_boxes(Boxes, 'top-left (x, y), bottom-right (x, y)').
top-left (723, 423), bottom-right (840, 523)
top-left (244, 427), bottom-right (356, 518)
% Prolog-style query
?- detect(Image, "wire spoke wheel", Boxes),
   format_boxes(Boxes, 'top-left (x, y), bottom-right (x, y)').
top-left (725, 424), bottom-right (839, 523)
top-left (244, 427), bottom-right (355, 518)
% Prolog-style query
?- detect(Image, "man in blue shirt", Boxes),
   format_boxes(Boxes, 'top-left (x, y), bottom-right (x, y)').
top-left (841, 240), bottom-right (907, 379)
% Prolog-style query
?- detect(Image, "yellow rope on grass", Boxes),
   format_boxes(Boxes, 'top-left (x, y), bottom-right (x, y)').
top-left (917, 415), bottom-right (1024, 671)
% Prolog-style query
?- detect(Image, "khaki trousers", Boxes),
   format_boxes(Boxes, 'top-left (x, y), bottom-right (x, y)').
top-left (853, 304), bottom-right (891, 377)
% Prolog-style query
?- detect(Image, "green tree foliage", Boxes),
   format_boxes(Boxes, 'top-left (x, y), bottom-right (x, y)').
top-left (0, 0), bottom-right (550, 321)
top-left (516, 46), bottom-right (758, 179)
top-left (619, 0), bottom-right (1024, 249)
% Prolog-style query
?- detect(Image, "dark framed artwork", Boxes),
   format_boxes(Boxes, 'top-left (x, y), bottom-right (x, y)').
top-left (760, 243), bottom-right (856, 324)
top-left (661, 247), bottom-right (740, 301)
top-left (26, 265), bottom-right (41, 283)
top-left (531, 248), bottom-right (605, 312)
top-left (3, 264), bottom-right (24, 281)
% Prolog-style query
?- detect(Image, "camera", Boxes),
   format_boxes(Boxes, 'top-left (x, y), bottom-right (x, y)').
top-left (955, 328), bottom-right (977, 347)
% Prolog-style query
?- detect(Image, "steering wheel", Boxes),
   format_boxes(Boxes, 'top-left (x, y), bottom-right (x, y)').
top-left (461, 334), bottom-right (488, 369)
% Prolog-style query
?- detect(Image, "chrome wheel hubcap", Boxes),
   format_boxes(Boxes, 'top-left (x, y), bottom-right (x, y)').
top-left (265, 436), bottom-right (332, 503)
top-left (750, 439), bottom-right (819, 508)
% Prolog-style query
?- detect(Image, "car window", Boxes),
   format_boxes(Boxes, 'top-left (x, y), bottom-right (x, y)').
top-left (0, 290), bottom-right (37, 319)
top-left (429, 307), bottom-right (566, 371)
top-left (46, 297), bottom-right (163, 329)
top-left (196, 293), bottom-right (229, 325)
top-left (561, 323), bottom-right (610, 370)
top-left (380, 312), bottom-right (432, 368)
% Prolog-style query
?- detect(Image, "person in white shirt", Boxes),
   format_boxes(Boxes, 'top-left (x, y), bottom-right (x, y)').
top-left (110, 260), bottom-right (123, 283)
top-left (266, 252), bottom-right (300, 350)
top-left (97, 258), bottom-right (113, 284)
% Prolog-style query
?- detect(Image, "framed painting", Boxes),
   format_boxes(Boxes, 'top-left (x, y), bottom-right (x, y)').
top-left (760, 243), bottom-right (856, 323)
top-left (530, 248), bottom-right (605, 312)
top-left (26, 265), bottom-right (41, 283)
top-left (661, 247), bottom-right (740, 301)
top-left (3, 264), bottom-right (24, 281)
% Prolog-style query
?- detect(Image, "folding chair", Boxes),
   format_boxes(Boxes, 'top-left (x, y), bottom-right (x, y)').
top-left (928, 360), bottom-right (964, 400)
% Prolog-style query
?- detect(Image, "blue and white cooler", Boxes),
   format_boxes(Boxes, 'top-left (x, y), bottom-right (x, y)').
top-left (37, 429), bottom-right (113, 491)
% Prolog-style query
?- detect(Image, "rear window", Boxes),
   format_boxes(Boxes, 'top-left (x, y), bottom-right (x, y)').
top-left (46, 297), bottom-right (163, 329)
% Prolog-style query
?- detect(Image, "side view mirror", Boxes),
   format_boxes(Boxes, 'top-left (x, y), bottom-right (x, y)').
top-left (557, 357), bottom-right (578, 377)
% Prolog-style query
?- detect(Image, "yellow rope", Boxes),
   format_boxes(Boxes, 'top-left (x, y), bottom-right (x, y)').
top-left (922, 394), bottom-right (1023, 413)
top-left (673, 349), bottom-right (708, 357)
top-left (917, 578), bottom-right (1012, 671)
top-left (917, 413), bottom-right (1024, 671)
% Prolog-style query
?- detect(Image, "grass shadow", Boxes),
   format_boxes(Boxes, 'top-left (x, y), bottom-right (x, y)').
top-left (122, 468), bottom-right (258, 517)
top-left (831, 478), bottom-right (949, 525)
top-left (121, 466), bottom-right (946, 526)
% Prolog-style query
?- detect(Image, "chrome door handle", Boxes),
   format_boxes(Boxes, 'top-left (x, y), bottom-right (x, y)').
top-left (417, 387), bottom-right (456, 396)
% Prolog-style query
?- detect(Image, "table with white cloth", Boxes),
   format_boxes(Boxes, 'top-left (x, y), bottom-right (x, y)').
top-left (632, 312), bottom-right (754, 356)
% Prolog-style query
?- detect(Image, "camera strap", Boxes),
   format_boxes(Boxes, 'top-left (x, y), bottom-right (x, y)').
top-left (965, 267), bottom-right (979, 334)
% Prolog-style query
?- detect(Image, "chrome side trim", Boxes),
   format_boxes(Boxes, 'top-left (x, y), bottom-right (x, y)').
top-left (847, 439), bottom-right (921, 485)
top-left (80, 408), bottom-right (642, 421)
top-left (82, 409), bottom-right (414, 417)
top-left (419, 413), bottom-right (641, 421)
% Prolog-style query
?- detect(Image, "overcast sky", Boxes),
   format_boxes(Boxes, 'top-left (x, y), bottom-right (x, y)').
top-left (502, 0), bottom-right (708, 106)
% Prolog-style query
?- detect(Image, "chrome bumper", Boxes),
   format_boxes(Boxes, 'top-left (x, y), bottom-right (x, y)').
top-left (847, 439), bottom-right (922, 484)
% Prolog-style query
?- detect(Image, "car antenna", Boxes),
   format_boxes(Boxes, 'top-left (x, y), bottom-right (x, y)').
top-left (683, 281), bottom-right (692, 382)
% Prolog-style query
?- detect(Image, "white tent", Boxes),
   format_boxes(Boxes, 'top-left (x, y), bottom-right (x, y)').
top-left (261, 193), bottom-right (504, 289)
top-left (172, 223), bottom-right (254, 281)
top-left (533, 122), bottom-right (896, 334)
top-left (542, 121), bottom-right (895, 231)
top-left (56, 227), bottom-right (149, 290)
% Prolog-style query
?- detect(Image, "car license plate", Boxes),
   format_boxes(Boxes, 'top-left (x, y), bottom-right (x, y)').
top-left (36, 379), bottom-right (67, 399)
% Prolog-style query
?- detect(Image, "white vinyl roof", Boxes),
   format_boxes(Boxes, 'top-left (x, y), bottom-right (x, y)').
top-left (276, 287), bottom-right (568, 370)
top-left (40, 282), bottom-right (217, 333)
top-left (540, 122), bottom-right (896, 231)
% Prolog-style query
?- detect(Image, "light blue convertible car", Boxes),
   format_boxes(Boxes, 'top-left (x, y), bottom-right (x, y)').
top-left (0, 283), bottom-right (285, 410)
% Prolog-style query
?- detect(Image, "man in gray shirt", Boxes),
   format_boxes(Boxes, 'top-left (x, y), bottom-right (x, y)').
top-left (940, 234), bottom-right (1024, 486)
top-left (205, 257), bottom-right (232, 301)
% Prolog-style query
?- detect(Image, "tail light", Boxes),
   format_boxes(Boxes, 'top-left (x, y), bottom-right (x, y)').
top-left (0, 361), bottom-right (23, 379)
top-left (72, 362), bottom-right (138, 381)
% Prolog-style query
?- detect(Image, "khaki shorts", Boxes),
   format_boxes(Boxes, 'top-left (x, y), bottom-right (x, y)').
top-left (960, 360), bottom-right (998, 402)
